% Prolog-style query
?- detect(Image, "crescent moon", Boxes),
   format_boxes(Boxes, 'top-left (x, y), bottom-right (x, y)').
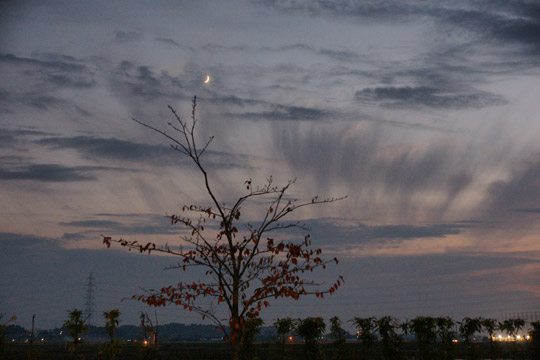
top-left (204, 75), bottom-right (211, 84)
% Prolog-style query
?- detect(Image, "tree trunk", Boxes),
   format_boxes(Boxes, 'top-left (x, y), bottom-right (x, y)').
top-left (230, 313), bottom-right (241, 360)
top-left (230, 267), bottom-right (241, 360)
top-left (231, 335), bottom-right (240, 360)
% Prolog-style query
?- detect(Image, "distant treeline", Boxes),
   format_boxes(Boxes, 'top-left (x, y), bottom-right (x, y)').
top-left (4, 323), bottom-right (237, 342)
top-left (2, 315), bottom-right (538, 342)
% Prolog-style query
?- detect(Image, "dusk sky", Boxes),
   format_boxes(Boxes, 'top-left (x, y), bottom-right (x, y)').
top-left (1, 0), bottom-right (540, 331)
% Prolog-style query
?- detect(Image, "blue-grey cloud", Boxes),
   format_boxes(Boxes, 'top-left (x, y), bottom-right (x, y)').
top-left (155, 37), bottom-right (182, 47)
top-left (263, 1), bottom-right (540, 43)
top-left (0, 128), bottom-right (54, 151)
top-left (204, 94), bottom-right (266, 107)
top-left (272, 218), bottom-right (465, 247)
top-left (37, 135), bottom-right (182, 165)
top-left (512, 208), bottom-right (540, 214)
top-left (0, 53), bottom-right (96, 88)
top-left (110, 60), bottom-right (187, 101)
top-left (0, 53), bottom-right (95, 115)
top-left (114, 30), bottom-right (143, 43)
top-left (200, 43), bottom-right (248, 52)
top-left (355, 86), bottom-right (507, 109)
top-left (61, 220), bottom-right (121, 228)
top-left (0, 164), bottom-right (98, 182)
top-left (268, 43), bottom-right (363, 63)
top-left (36, 134), bottom-right (253, 169)
top-left (483, 158), bottom-right (540, 218)
top-left (261, 1), bottom-right (540, 66)
top-left (227, 104), bottom-right (329, 122)
top-left (0, 90), bottom-right (91, 114)
top-left (59, 213), bottom-right (179, 237)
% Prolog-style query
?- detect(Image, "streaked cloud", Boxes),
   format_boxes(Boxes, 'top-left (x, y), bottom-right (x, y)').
top-left (355, 86), bottom-right (507, 109)
top-left (114, 30), bottom-right (143, 43)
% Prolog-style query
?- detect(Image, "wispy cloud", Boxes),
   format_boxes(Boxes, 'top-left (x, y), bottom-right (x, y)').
top-left (114, 30), bottom-right (143, 43)
top-left (36, 134), bottom-right (254, 169)
top-left (228, 104), bottom-right (329, 122)
top-left (0, 164), bottom-right (99, 182)
top-left (0, 53), bottom-right (96, 88)
top-left (155, 37), bottom-right (183, 47)
top-left (355, 86), bottom-right (507, 109)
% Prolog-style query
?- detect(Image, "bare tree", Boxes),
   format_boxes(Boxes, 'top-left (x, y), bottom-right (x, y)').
top-left (103, 96), bottom-right (345, 360)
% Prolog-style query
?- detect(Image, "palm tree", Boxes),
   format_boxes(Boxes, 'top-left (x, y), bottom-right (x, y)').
top-left (458, 317), bottom-right (483, 360)
top-left (274, 317), bottom-right (294, 360)
top-left (296, 317), bottom-right (326, 360)
top-left (500, 318), bottom-right (526, 360)
top-left (408, 316), bottom-right (437, 360)
top-left (436, 316), bottom-right (456, 360)
top-left (100, 309), bottom-right (122, 360)
top-left (375, 316), bottom-right (403, 360)
top-left (63, 309), bottom-right (87, 346)
top-left (103, 309), bottom-right (121, 343)
top-left (351, 317), bottom-right (376, 359)
top-left (528, 321), bottom-right (540, 359)
top-left (329, 316), bottom-right (347, 359)
top-left (482, 318), bottom-right (500, 360)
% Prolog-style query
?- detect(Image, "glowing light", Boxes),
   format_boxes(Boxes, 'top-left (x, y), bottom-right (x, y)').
top-left (204, 75), bottom-right (211, 84)
top-left (289, 336), bottom-right (293, 341)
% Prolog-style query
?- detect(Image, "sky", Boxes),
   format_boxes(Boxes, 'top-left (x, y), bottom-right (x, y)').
top-left (1, 0), bottom-right (540, 331)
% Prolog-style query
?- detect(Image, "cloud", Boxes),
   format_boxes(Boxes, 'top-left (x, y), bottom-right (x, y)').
top-left (0, 164), bottom-right (99, 182)
top-left (35, 134), bottom-right (253, 169)
top-left (228, 104), bottom-right (329, 122)
top-left (261, 1), bottom-right (540, 63)
top-left (0, 53), bottom-right (96, 88)
top-left (155, 37), bottom-right (182, 47)
top-left (512, 208), bottom-right (540, 214)
top-left (204, 94), bottom-right (265, 107)
top-left (277, 218), bottom-right (465, 248)
top-left (482, 158), bottom-right (540, 219)
top-left (271, 43), bottom-right (363, 62)
top-left (200, 43), bottom-right (248, 52)
top-left (355, 86), bottom-right (507, 109)
top-left (0, 90), bottom-right (92, 115)
top-left (110, 60), bottom-right (187, 101)
top-left (61, 220), bottom-right (121, 228)
top-left (37, 135), bottom-right (182, 165)
top-left (0, 53), bottom-right (96, 115)
top-left (59, 213), bottom-right (179, 237)
top-left (114, 30), bottom-right (143, 43)
top-left (0, 127), bottom-right (54, 152)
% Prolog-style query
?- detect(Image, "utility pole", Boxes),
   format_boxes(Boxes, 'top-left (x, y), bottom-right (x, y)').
top-left (83, 272), bottom-right (96, 326)
top-left (30, 314), bottom-right (35, 344)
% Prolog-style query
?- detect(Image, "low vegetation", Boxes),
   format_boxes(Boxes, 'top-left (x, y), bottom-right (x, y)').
top-left (3, 313), bottom-right (540, 360)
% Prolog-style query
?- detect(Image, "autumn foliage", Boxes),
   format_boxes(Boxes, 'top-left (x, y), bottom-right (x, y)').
top-left (103, 97), bottom-right (344, 360)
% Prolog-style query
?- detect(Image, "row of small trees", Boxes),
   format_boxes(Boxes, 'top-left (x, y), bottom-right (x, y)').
top-left (272, 315), bottom-right (540, 360)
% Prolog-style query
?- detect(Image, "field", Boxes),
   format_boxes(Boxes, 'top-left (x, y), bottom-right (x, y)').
top-left (2, 340), bottom-right (532, 360)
